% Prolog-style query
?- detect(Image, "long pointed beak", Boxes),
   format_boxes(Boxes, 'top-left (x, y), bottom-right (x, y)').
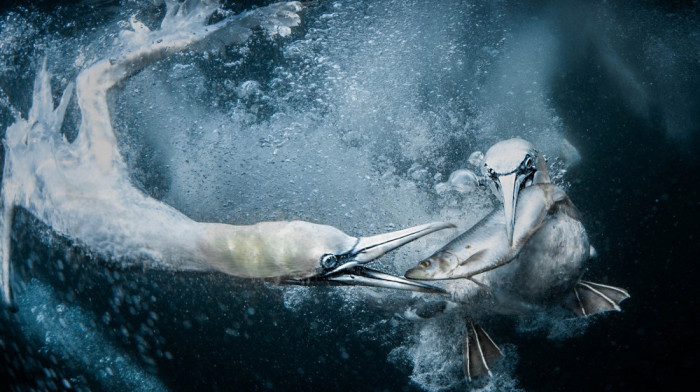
top-left (322, 266), bottom-right (448, 294)
top-left (284, 221), bottom-right (454, 294)
top-left (497, 173), bottom-right (522, 247)
top-left (352, 222), bottom-right (456, 263)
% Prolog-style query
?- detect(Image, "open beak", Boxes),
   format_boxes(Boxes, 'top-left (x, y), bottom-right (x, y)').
top-left (496, 173), bottom-right (524, 247)
top-left (319, 266), bottom-right (448, 294)
top-left (290, 221), bottom-right (454, 294)
top-left (351, 222), bottom-right (455, 263)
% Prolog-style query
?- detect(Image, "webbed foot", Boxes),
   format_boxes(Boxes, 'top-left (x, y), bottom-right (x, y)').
top-left (564, 280), bottom-right (630, 317)
top-left (463, 321), bottom-right (502, 380)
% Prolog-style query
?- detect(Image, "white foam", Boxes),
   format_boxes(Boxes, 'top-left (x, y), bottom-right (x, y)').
top-left (389, 310), bottom-right (523, 392)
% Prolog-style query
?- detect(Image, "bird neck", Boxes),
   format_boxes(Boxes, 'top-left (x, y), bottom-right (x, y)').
top-left (196, 221), bottom-right (327, 280)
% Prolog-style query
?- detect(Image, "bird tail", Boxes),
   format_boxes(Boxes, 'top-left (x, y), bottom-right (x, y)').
top-left (564, 280), bottom-right (630, 317)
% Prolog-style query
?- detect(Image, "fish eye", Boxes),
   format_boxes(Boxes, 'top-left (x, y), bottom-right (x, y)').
top-left (321, 254), bottom-right (338, 269)
top-left (419, 260), bottom-right (431, 269)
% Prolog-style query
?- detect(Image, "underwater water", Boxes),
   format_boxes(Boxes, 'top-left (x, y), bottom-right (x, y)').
top-left (0, 0), bottom-right (699, 391)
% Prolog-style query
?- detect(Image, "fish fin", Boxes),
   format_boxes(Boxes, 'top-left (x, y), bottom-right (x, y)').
top-left (564, 280), bottom-right (630, 317)
top-left (459, 249), bottom-right (487, 266)
top-left (468, 277), bottom-right (491, 292)
top-left (456, 249), bottom-right (515, 279)
top-left (463, 321), bottom-right (502, 381)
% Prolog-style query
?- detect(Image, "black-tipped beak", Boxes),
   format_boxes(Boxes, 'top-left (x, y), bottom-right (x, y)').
top-left (351, 222), bottom-right (455, 263)
top-left (300, 266), bottom-right (448, 294)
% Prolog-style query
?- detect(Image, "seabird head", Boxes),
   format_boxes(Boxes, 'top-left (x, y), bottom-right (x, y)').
top-left (203, 220), bottom-right (453, 294)
top-left (481, 138), bottom-right (548, 246)
top-left (306, 221), bottom-right (454, 293)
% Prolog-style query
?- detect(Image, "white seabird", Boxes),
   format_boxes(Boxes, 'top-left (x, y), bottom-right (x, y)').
top-left (405, 138), bottom-right (630, 380)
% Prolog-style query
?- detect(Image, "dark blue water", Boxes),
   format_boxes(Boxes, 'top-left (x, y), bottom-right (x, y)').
top-left (1, 0), bottom-right (699, 391)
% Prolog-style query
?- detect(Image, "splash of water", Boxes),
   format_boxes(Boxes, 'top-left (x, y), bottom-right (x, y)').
top-left (0, 0), bottom-right (304, 304)
top-left (0, 0), bottom-right (661, 390)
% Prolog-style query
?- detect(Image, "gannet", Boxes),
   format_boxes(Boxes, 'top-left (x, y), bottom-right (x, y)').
top-left (405, 138), bottom-right (629, 380)
top-left (0, 1), bottom-right (451, 311)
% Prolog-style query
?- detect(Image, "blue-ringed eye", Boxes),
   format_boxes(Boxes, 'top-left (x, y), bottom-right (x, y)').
top-left (321, 254), bottom-right (338, 269)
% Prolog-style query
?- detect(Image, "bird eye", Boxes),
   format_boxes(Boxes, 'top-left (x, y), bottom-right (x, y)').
top-left (419, 260), bottom-right (431, 269)
top-left (321, 254), bottom-right (338, 269)
top-left (487, 168), bottom-right (497, 179)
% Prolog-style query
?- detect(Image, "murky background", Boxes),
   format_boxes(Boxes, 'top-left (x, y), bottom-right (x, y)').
top-left (1, 0), bottom-right (699, 391)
